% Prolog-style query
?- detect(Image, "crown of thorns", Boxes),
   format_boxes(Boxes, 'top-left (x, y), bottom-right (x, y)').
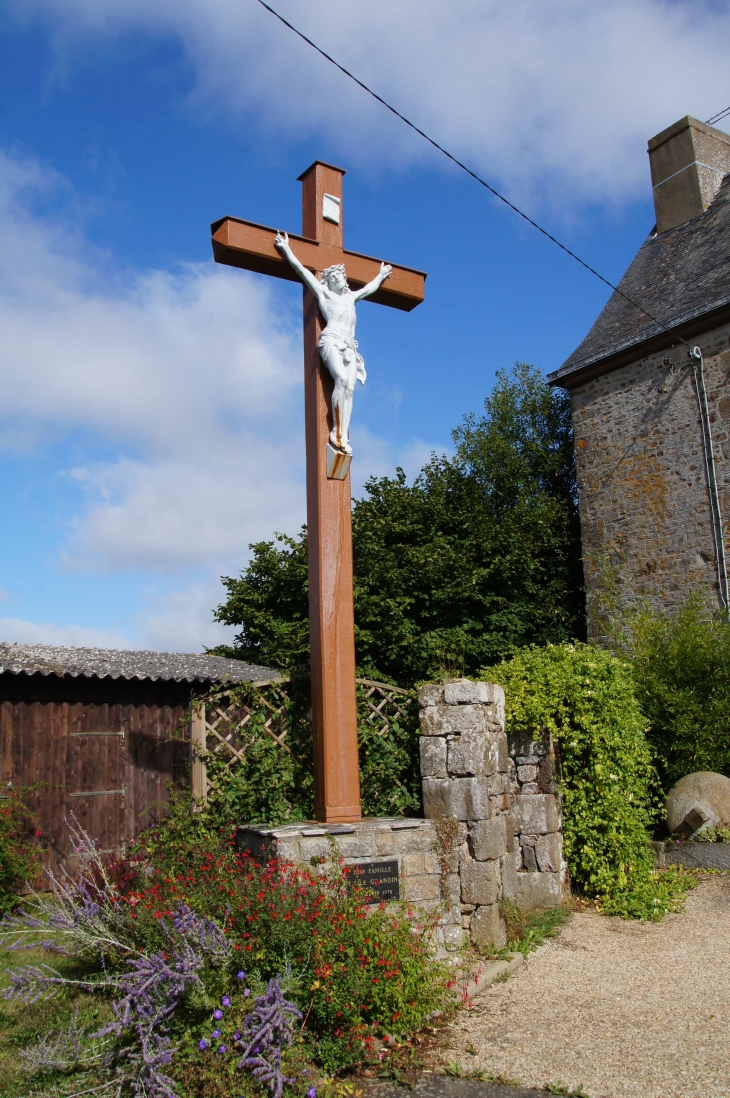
top-left (320, 264), bottom-right (347, 283)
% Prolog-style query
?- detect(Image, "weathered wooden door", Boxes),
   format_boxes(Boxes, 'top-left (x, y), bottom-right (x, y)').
top-left (65, 701), bottom-right (125, 857)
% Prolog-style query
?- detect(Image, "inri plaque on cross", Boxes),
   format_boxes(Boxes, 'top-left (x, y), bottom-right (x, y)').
top-left (211, 162), bottom-right (426, 822)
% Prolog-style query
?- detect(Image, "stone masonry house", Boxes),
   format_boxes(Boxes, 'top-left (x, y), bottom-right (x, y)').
top-left (549, 116), bottom-right (730, 626)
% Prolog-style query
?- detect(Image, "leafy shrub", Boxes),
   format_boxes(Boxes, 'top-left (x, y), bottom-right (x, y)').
top-left (694, 826), bottom-right (730, 843)
top-left (623, 595), bottom-right (730, 789)
top-left (0, 792), bottom-right (40, 916)
top-left (487, 643), bottom-right (692, 919)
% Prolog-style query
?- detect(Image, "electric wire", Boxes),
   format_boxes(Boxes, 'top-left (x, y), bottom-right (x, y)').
top-left (706, 105), bottom-right (730, 126)
top-left (254, 0), bottom-right (730, 606)
top-left (254, 0), bottom-right (688, 345)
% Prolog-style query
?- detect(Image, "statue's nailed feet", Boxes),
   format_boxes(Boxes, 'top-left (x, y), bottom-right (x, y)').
top-left (329, 430), bottom-right (352, 456)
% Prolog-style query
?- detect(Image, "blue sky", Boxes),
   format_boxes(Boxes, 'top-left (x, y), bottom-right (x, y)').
top-left (0, 0), bottom-right (728, 652)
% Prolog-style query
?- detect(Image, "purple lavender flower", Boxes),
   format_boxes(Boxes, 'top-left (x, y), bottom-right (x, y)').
top-left (237, 978), bottom-right (302, 1098)
top-left (222, 996), bottom-right (231, 1007)
top-left (233, 1030), bottom-right (241, 1040)
top-left (213, 1009), bottom-right (223, 1020)
top-left (212, 1029), bottom-right (221, 1039)
top-left (307, 1088), bottom-right (317, 1098)
top-left (218, 1045), bottom-right (227, 1054)
top-left (0, 817), bottom-right (234, 1098)
top-left (237, 971), bottom-right (246, 980)
top-left (244, 988), bottom-right (251, 997)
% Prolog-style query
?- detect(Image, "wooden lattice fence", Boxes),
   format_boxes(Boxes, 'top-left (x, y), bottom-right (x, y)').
top-left (190, 677), bottom-right (415, 809)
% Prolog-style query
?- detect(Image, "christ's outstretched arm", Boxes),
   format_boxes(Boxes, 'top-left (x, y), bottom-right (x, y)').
top-left (274, 232), bottom-right (323, 302)
top-left (352, 262), bottom-right (392, 302)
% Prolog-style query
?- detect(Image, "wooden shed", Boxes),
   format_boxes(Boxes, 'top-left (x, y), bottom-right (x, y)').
top-left (0, 643), bottom-right (273, 872)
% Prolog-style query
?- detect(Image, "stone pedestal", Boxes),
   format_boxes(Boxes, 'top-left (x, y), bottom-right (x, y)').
top-left (236, 817), bottom-right (461, 957)
top-left (235, 677), bottom-right (566, 960)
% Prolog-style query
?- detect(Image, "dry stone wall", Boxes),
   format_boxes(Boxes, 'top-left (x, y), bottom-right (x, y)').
top-left (568, 319), bottom-right (730, 627)
top-left (506, 729), bottom-right (566, 909)
top-left (419, 679), bottom-right (566, 949)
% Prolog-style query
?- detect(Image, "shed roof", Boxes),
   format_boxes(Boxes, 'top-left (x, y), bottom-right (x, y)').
top-left (0, 643), bottom-right (278, 685)
top-left (549, 173), bottom-right (730, 388)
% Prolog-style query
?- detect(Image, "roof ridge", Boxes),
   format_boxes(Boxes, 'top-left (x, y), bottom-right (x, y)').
top-left (0, 641), bottom-right (278, 685)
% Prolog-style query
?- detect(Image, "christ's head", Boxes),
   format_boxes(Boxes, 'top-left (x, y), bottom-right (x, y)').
top-left (321, 264), bottom-right (348, 292)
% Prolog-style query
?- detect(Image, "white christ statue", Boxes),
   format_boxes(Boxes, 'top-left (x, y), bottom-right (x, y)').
top-left (275, 231), bottom-right (391, 455)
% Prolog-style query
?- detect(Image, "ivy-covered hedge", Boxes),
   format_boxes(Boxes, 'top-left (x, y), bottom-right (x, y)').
top-left (487, 643), bottom-right (692, 919)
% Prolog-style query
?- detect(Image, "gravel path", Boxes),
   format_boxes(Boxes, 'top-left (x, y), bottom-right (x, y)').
top-left (436, 876), bottom-right (730, 1098)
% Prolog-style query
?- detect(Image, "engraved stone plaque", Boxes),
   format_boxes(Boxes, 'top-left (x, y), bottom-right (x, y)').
top-left (347, 857), bottom-right (399, 901)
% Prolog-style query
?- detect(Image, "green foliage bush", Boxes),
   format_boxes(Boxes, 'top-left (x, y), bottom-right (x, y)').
top-left (0, 792), bottom-right (40, 915)
top-left (193, 679), bottom-right (421, 827)
top-left (487, 643), bottom-right (692, 919)
top-left (622, 595), bottom-right (730, 790)
top-left (213, 364), bottom-right (584, 686)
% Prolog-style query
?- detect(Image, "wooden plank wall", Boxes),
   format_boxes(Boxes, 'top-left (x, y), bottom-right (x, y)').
top-left (0, 672), bottom-right (193, 874)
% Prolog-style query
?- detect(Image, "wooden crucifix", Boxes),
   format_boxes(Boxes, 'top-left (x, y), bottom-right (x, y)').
top-left (211, 161), bottom-right (426, 822)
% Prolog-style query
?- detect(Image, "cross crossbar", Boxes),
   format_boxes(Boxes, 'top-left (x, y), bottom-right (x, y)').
top-left (211, 217), bottom-right (425, 312)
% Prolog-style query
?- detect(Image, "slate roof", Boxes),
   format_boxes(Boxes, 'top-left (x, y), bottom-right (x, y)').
top-left (0, 643), bottom-right (278, 685)
top-left (550, 173), bottom-right (730, 386)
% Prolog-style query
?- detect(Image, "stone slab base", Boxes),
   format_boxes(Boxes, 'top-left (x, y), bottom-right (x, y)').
top-left (652, 839), bottom-right (730, 870)
top-left (363, 1076), bottom-right (545, 1098)
top-left (454, 950), bottom-right (523, 1004)
top-left (236, 817), bottom-right (462, 957)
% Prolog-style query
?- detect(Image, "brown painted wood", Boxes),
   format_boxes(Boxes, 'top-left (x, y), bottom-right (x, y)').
top-left (298, 162), bottom-right (362, 823)
top-left (210, 219), bottom-right (426, 312)
top-left (0, 673), bottom-right (190, 873)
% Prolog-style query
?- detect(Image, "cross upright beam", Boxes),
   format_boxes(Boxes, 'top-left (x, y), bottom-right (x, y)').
top-left (211, 162), bottom-right (425, 822)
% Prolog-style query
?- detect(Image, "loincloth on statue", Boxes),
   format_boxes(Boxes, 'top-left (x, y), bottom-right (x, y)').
top-left (318, 331), bottom-right (366, 384)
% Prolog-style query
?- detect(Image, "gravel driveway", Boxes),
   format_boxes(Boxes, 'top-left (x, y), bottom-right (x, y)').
top-left (435, 875), bottom-right (730, 1098)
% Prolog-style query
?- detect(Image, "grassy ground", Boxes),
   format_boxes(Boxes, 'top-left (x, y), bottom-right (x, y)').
top-left (0, 946), bottom-right (111, 1098)
top-left (501, 902), bottom-right (573, 957)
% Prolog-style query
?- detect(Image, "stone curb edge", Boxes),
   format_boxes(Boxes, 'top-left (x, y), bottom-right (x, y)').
top-left (454, 951), bottom-right (523, 1003)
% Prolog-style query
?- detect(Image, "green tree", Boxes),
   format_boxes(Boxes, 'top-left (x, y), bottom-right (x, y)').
top-left (214, 363), bottom-right (585, 685)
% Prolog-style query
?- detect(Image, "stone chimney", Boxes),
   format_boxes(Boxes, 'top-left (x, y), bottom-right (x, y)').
top-left (648, 116), bottom-right (730, 234)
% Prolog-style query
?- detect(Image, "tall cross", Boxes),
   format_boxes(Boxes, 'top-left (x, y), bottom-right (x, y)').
top-left (211, 161), bottom-right (426, 822)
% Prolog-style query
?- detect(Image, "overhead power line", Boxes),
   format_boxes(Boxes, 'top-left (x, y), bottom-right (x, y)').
top-left (254, 0), bottom-right (680, 338)
top-left (706, 105), bottom-right (730, 126)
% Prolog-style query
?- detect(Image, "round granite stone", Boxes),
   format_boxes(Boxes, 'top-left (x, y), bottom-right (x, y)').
top-left (666, 771), bottom-right (730, 834)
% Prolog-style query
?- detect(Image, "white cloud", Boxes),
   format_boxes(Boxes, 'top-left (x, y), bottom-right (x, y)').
top-left (0, 148), bottom-right (441, 651)
top-left (12, 0), bottom-right (730, 208)
top-left (0, 147), bottom-right (310, 647)
top-left (0, 616), bottom-right (133, 648)
top-left (133, 577), bottom-right (238, 653)
top-left (0, 148), bottom-right (305, 574)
